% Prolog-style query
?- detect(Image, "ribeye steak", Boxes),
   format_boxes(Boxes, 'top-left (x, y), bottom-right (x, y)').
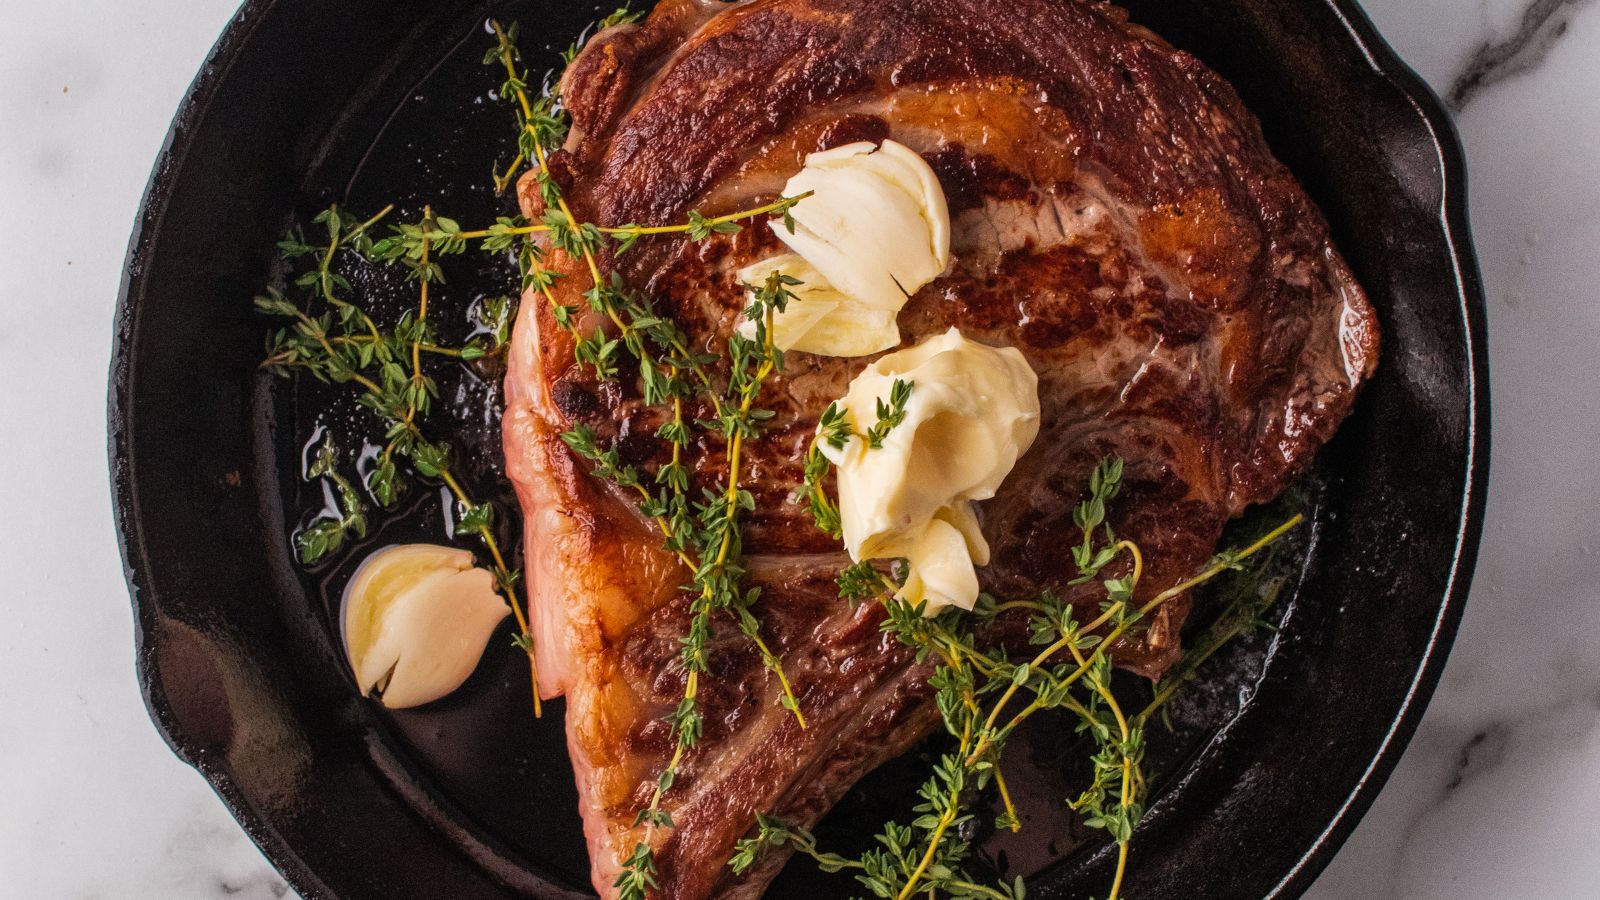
top-left (500, 0), bottom-right (1379, 896)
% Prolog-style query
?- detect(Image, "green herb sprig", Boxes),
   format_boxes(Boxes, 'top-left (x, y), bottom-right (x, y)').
top-left (866, 379), bottom-right (914, 449)
top-left (754, 452), bottom-right (1304, 899)
top-left (1139, 544), bottom-right (1291, 725)
top-left (260, 17), bottom-right (1309, 900)
top-left (563, 269), bottom-right (809, 900)
top-left (295, 434), bottom-right (368, 564)
top-left (258, 202), bottom-right (542, 717)
top-left (480, 23), bottom-right (816, 896)
top-left (796, 377), bottom-right (914, 543)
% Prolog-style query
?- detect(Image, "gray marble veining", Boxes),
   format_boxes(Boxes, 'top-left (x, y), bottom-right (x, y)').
top-left (1448, 0), bottom-right (1597, 107)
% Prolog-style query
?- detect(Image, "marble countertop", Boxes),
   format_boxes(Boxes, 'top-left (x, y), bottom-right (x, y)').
top-left (1, 0), bottom-right (1595, 897)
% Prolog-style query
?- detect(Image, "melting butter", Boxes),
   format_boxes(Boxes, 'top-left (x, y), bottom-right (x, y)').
top-left (738, 139), bottom-right (950, 356)
top-left (342, 544), bottom-right (509, 709)
top-left (820, 328), bottom-right (1040, 613)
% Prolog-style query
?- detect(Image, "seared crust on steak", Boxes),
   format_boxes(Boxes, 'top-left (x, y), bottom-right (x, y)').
top-left (501, 1), bottom-right (1379, 896)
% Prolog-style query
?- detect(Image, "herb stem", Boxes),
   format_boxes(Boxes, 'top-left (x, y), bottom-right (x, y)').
top-left (411, 206), bottom-right (432, 392)
top-left (352, 205), bottom-right (397, 241)
top-left (969, 603), bottom-right (1122, 767)
top-left (605, 195), bottom-right (811, 235)
top-left (1109, 843), bottom-right (1131, 900)
top-left (263, 336), bottom-right (468, 364)
top-left (494, 152), bottom-right (526, 195)
top-left (1117, 539), bottom-right (1144, 587)
top-left (488, 20), bottom-right (533, 193)
top-left (418, 342), bottom-right (467, 358)
top-left (288, 308), bottom-right (386, 396)
top-left (1134, 571), bottom-right (1289, 723)
top-left (456, 194), bottom-right (810, 242)
top-left (1139, 515), bottom-right (1302, 616)
top-left (632, 667), bottom-right (698, 858)
top-left (491, 20), bottom-right (536, 123)
top-left (1063, 631), bottom-right (1136, 900)
top-left (994, 599), bottom-right (1051, 615)
top-left (966, 516), bottom-right (1299, 769)
top-left (944, 880), bottom-right (1015, 900)
top-left (896, 711), bottom-right (975, 900)
top-left (436, 435), bottom-right (542, 718)
top-left (793, 834), bottom-right (864, 870)
top-left (994, 766), bottom-right (1021, 833)
top-left (319, 203), bottom-right (395, 343)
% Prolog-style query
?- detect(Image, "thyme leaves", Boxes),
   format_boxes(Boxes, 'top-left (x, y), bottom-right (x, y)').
top-left (256, 198), bottom-right (542, 716)
top-left (795, 377), bottom-right (914, 546)
top-left (294, 434), bottom-right (369, 565)
top-left (258, 17), bottom-right (1310, 900)
top-left (866, 378), bottom-right (915, 449)
top-left (479, 24), bottom-right (813, 894)
top-left (768, 451), bottom-right (1305, 899)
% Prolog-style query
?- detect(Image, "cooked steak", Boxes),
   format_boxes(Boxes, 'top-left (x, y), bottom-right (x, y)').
top-left (500, 0), bottom-right (1379, 896)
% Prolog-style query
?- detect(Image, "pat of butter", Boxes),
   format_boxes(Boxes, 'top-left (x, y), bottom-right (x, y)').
top-left (738, 140), bottom-right (950, 357)
top-left (820, 328), bottom-right (1040, 614)
top-left (342, 544), bottom-right (509, 709)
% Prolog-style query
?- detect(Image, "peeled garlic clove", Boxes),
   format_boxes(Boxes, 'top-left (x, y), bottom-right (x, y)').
top-left (738, 252), bottom-right (843, 307)
top-left (736, 253), bottom-right (902, 356)
top-left (737, 253), bottom-right (845, 347)
top-left (869, 140), bottom-right (950, 268)
top-left (775, 140), bottom-right (950, 312)
top-left (736, 140), bottom-right (948, 358)
top-left (341, 544), bottom-right (510, 709)
top-left (785, 301), bottom-right (900, 357)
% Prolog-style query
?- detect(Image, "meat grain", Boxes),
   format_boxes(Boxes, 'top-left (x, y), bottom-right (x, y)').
top-left (501, 1), bottom-right (1379, 896)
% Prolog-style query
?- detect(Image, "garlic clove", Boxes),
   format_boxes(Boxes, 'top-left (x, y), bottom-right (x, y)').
top-left (786, 301), bottom-right (900, 357)
top-left (736, 253), bottom-right (902, 357)
top-left (738, 139), bottom-right (949, 358)
top-left (775, 140), bottom-right (950, 312)
top-left (861, 140), bottom-right (951, 271)
top-left (341, 544), bottom-right (510, 709)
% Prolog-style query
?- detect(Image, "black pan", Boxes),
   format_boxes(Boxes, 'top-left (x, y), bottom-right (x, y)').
top-left (109, 1), bottom-right (1488, 897)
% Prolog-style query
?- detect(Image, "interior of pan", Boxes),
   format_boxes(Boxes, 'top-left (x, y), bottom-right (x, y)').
top-left (112, 0), bottom-right (1485, 898)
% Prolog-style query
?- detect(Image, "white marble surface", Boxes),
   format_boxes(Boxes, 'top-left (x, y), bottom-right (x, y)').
top-left (0, 0), bottom-right (1595, 897)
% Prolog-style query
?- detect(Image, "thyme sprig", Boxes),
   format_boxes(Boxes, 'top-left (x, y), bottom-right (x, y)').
top-left (260, 19), bottom-right (1309, 900)
top-left (295, 434), bottom-right (368, 564)
top-left (258, 202), bottom-right (542, 717)
top-left (564, 271), bottom-right (807, 900)
top-left (389, 194), bottom-right (810, 261)
top-left (486, 10), bottom-right (652, 193)
top-left (796, 377), bottom-right (914, 541)
top-left (748, 453), bottom-right (1304, 899)
top-left (866, 379), bottom-right (915, 449)
top-left (481, 22), bottom-right (812, 895)
top-left (484, 19), bottom-right (568, 194)
top-left (800, 445), bottom-right (844, 541)
top-left (1139, 546), bottom-right (1291, 723)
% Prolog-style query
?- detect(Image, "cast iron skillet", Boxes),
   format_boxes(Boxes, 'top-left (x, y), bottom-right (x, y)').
top-left (109, 0), bottom-right (1488, 897)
